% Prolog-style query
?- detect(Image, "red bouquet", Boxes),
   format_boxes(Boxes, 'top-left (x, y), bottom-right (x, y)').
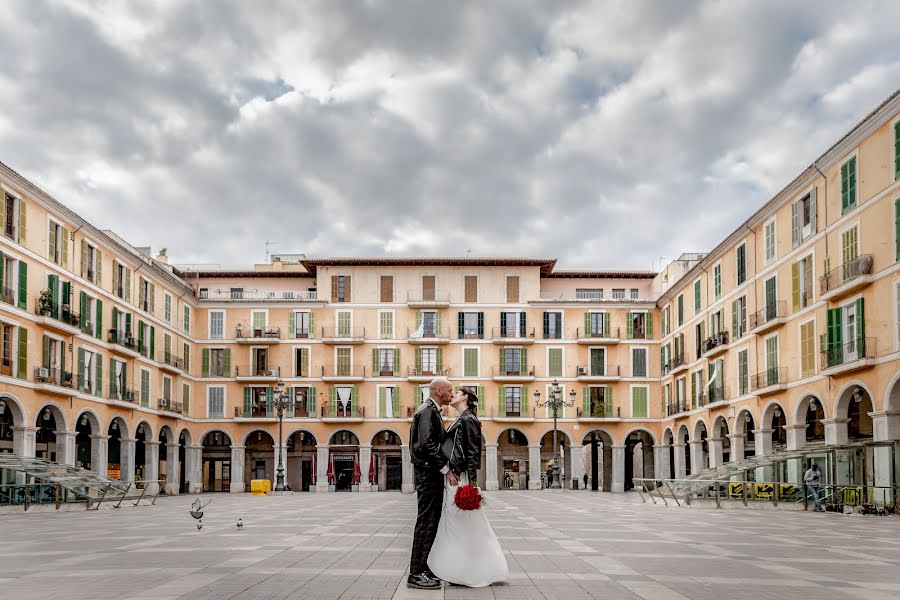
top-left (454, 483), bottom-right (484, 511)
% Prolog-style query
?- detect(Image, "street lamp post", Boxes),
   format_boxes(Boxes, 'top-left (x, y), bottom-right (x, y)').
top-left (271, 379), bottom-right (292, 492)
top-left (533, 380), bottom-right (577, 489)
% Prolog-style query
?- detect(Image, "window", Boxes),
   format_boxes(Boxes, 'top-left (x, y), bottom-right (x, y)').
top-left (209, 310), bottom-right (224, 339)
top-left (736, 243), bottom-right (747, 285)
top-left (713, 263), bottom-right (722, 299)
top-left (841, 155), bottom-right (857, 214)
top-left (229, 287), bottom-right (243, 299)
top-left (612, 288), bottom-right (625, 300)
top-left (419, 310), bottom-right (439, 337)
top-left (421, 275), bottom-right (436, 301)
top-left (708, 358), bottom-right (724, 402)
top-left (548, 348), bottom-right (562, 378)
top-left (295, 347), bottom-right (309, 377)
top-left (504, 386), bottom-right (521, 416)
top-left (543, 311), bottom-right (562, 339)
top-left (677, 294), bottom-right (684, 326)
top-left (183, 306), bottom-right (191, 335)
top-left (463, 348), bottom-right (479, 377)
top-left (331, 275), bottom-right (350, 303)
top-left (589, 348), bottom-right (605, 376)
top-left (376, 348), bottom-right (394, 375)
top-left (377, 386), bottom-right (398, 418)
top-left (208, 348), bottom-right (229, 377)
top-left (379, 311), bottom-right (394, 339)
top-left (335, 347), bottom-right (351, 376)
top-left (709, 308), bottom-right (723, 336)
top-left (693, 280), bottom-right (701, 312)
top-left (465, 276), bottom-right (477, 303)
top-left (183, 343), bottom-right (190, 374)
top-left (500, 311), bottom-right (523, 338)
top-left (1, 255), bottom-right (18, 305)
top-left (182, 383), bottom-right (190, 415)
top-left (337, 310), bottom-right (352, 336)
top-left (48, 220), bottom-right (68, 267)
top-left (737, 349), bottom-right (748, 396)
top-left (208, 386), bottom-right (225, 418)
top-left (162, 376), bottom-right (172, 402)
top-left (632, 348), bottom-right (647, 377)
top-left (110, 359), bottom-right (126, 400)
top-left (140, 368), bottom-right (150, 408)
top-left (113, 261), bottom-right (129, 300)
top-left (588, 311), bottom-right (606, 337)
top-left (764, 219), bottom-right (776, 265)
top-left (691, 370), bottom-right (703, 408)
top-left (695, 322), bottom-right (704, 359)
top-left (459, 312), bottom-right (483, 339)
top-left (628, 312), bottom-right (649, 340)
top-left (630, 288), bottom-right (639, 300)
top-left (792, 190), bottom-right (816, 247)
top-left (2, 191), bottom-right (22, 241)
top-left (421, 348), bottom-right (437, 374)
top-left (631, 386), bottom-right (648, 418)
top-left (503, 348), bottom-right (522, 374)
top-left (380, 275), bottom-right (393, 303)
top-left (139, 278), bottom-right (153, 313)
top-left (80, 241), bottom-right (101, 284)
top-left (79, 349), bottom-right (95, 394)
top-left (199, 287), bottom-right (208, 299)
top-left (732, 296), bottom-right (746, 339)
top-left (586, 386), bottom-right (609, 417)
top-left (164, 294), bottom-right (171, 322)
top-left (765, 335), bottom-right (779, 385)
top-left (800, 320), bottom-right (816, 378)
top-left (793, 255), bottom-right (813, 311)
top-left (896, 197), bottom-right (900, 262)
top-left (292, 311), bottom-right (312, 338)
top-left (576, 288), bottom-right (602, 300)
top-left (662, 306), bottom-right (670, 336)
top-left (506, 276), bottom-right (519, 303)
top-left (841, 225), bottom-right (859, 270)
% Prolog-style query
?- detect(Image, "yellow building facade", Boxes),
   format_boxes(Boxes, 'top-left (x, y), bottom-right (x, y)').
top-left (2, 90), bottom-right (900, 496)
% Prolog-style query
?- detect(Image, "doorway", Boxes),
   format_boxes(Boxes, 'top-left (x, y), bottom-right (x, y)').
top-left (203, 458), bottom-right (230, 492)
top-left (334, 456), bottom-right (355, 491)
top-left (386, 456), bottom-right (402, 490)
top-left (301, 460), bottom-right (312, 492)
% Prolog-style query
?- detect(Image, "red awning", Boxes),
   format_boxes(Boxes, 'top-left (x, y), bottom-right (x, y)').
top-left (368, 453), bottom-right (376, 482)
top-left (351, 454), bottom-right (361, 485)
top-left (327, 454), bottom-right (335, 484)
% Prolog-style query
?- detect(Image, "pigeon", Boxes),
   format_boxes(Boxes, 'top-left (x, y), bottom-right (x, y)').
top-left (197, 521), bottom-right (203, 531)
top-left (237, 518), bottom-right (243, 530)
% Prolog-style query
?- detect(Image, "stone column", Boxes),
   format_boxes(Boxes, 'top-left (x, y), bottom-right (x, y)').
top-left (186, 445), bottom-right (203, 494)
top-left (12, 426), bottom-right (37, 457)
top-left (672, 443), bottom-right (686, 478)
top-left (784, 424), bottom-right (807, 451)
top-left (610, 445), bottom-right (626, 493)
top-left (55, 430), bottom-right (76, 466)
top-left (871, 411), bottom-right (900, 442)
top-left (707, 437), bottom-right (724, 469)
top-left (653, 444), bottom-right (670, 480)
top-left (359, 445), bottom-right (372, 491)
top-left (822, 418), bottom-right (849, 446)
top-left (688, 441), bottom-right (704, 476)
top-left (570, 444), bottom-right (585, 489)
top-left (143, 441), bottom-right (160, 495)
top-left (91, 435), bottom-right (109, 478)
top-left (401, 445), bottom-right (414, 494)
top-left (727, 433), bottom-right (745, 463)
top-left (230, 445), bottom-right (245, 493)
top-left (753, 429), bottom-right (774, 456)
top-left (165, 442), bottom-right (181, 495)
top-left (527, 445), bottom-right (541, 490)
top-left (316, 446), bottom-right (330, 492)
top-left (485, 444), bottom-right (499, 491)
top-left (119, 438), bottom-right (136, 483)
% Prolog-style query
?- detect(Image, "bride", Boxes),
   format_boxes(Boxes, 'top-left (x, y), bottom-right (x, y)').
top-left (427, 387), bottom-right (508, 587)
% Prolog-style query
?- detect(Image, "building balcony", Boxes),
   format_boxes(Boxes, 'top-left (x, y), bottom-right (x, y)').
top-left (748, 301), bottom-right (788, 335)
top-left (577, 402), bottom-right (614, 419)
top-left (663, 353), bottom-right (688, 376)
top-left (321, 404), bottom-right (365, 420)
top-left (371, 365), bottom-right (401, 378)
top-left (491, 327), bottom-right (536, 344)
top-left (205, 365), bottom-right (232, 378)
top-left (199, 289), bottom-right (321, 303)
top-left (575, 327), bottom-right (621, 344)
top-left (492, 404), bottom-right (534, 420)
top-left (33, 367), bottom-right (77, 396)
top-left (407, 327), bottom-right (450, 344)
top-left (108, 329), bottom-right (141, 357)
top-left (819, 255), bottom-right (875, 302)
top-left (820, 338), bottom-right (877, 375)
top-left (235, 325), bottom-right (281, 343)
top-left (158, 398), bottom-right (184, 414)
top-left (697, 385), bottom-right (727, 407)
top-left (320, 326), bottom-right (366, 344)
top-left (575, 365), bottom-right (622, 382)
top-left (407, 366), bottom-right (451, 382)
top-left (234, 365), bottom-right (281, 381)
top-left (235, 403), bottom-right (272, 419)
top-left (320, 364), bottom-right (365, 382)
top-left (703, 331), bottom-right (730, 358)
top-left (109, 385), bottom-right (138, 404)
top-left (1, 285), bottom-right (15, 306)
top-left (665, 401), bottom-right (689, 417)
top-left (407, 290), bottom-right (450, 308)
top-left (491, 365), bottom-right (536, 382)
top-left (288, 328), bottom-right (315, 340)
top-left (33, 300), bottom-right (82, 336)
top-left (751, 367), bottom-right (788, 395)
top-left (161, 351), bottom-right (185, 373)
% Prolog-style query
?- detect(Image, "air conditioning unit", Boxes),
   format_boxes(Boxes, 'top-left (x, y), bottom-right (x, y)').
top-left (266, 369), bottom-right (278, 377)
top-left (160, 398), bottom-right (170, 409)
top-left (577, 367), bottom-right (586, 376)
top-left (35, 367), bottom-right (49, 381)
top-left (124, 390), bottom-right (136, 401)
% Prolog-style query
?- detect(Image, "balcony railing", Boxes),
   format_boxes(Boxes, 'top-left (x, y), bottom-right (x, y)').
top-left (407, 327), bottom-right (450, 339)
top-left (819, 255), bottom-right (874, 295)
top-left (200, 289), bottom-right (319, 302)
top-left (575, 365), bottom-right (622, 378)
top-left (663, 354), bottom-right (686, 374)
top-left (666, 401), bottom-right (688, 416)
top-left (235, 325), bottom-right (280, 340)
top-left (322, 404), bottom-right (365, 418)
top-left (1, 286), bottom-right (15, 305)
top-left (576, 327), bottom-right (620, 339)
top-left (108, 329), bottom-right (138, 352)
top-left (751, 367), bottom-right (787, 391)
top-left (291, 328), bottom-right (313, 339)
top-left (577, 401), bottom-right (613, 418)
top-left (207, 364), bottom-right (232, 377)
top-left (35, 300), bottom-right (80, 328)
top-left (749, 301), bottom-right (787, 330)
top-left (158, 398), bottom-right (183, 414)
top-left (33, 367), bottom-right (74, 388)
top-left (491, 327), bottom-right (536, 340)
top-left (109, 385), bottom-right (138, 403)
top-left (320, 364), bottom-right (365, 378)
top-left (321, 326), bottom-right (366, 338)
top-left (407, 290), bottom-right (451, 304)
top-left (407, 366), bottom-right (451, 378)
top-left (234, 365), bottom-right (281, 378)
top-left (163, 351), bottom-right (185, 370)
top-left (703, 330), bottom-right (729, 353)
top-left (697, 385), bottom-right (726, 406)
top-left (492, 365), bottom-right (536, 377)
top-left (820, 337), bottom-right (877, 369)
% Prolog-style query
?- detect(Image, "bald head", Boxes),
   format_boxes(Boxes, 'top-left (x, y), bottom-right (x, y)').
top-left (429, 377), bottom-right (452, 406)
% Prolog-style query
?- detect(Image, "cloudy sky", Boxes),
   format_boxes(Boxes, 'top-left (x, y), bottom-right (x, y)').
top-left (0, 1), bottom-right (898, 270)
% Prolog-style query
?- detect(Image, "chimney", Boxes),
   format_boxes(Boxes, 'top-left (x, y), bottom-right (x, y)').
top-left (156, 248), bottom-right (169, 264)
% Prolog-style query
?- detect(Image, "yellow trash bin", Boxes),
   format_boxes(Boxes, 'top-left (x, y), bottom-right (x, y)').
top-left (250, 479), bottom-right (271, 496)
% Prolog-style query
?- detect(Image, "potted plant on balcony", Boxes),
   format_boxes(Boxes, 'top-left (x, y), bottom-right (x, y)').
top-left (38, 289), bottom-right (53, 316)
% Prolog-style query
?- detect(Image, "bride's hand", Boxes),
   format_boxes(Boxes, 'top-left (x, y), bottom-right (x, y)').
top-left (447, 472), bottom-right (459, 486)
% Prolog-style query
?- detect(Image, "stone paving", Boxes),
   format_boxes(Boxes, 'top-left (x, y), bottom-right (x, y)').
top-left (1, 490), bottom-right (900, 600)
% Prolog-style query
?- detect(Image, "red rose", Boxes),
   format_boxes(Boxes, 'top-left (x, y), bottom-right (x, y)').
top-left (454, 484), bottom-right (484, 511)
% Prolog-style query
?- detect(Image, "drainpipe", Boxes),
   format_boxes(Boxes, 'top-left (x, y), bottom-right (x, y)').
top-left (812, 163), bottom-right (829, 394)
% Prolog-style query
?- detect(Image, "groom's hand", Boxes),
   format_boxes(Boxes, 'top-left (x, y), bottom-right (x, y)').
top-left (447, 472), bottom-right (459, 485)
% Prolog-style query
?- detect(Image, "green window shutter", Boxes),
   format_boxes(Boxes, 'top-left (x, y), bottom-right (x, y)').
top-left (827, 307), bottom-right (842, 367)
top-left (266, 387), bottom-right (274, 417)
top-left (16, 327), bottom-right (27, 379)
top-left (243, 387), bottom-right (252, 417)
top-left (81, 240), bottom-right (88, 278)
top-left (791, 262), bottom-right (800, 312)
top-left (896, 198), bottom-right (900, 261)
top-left (393, 348), bottom-right (400, 373)
top-left (61, 227), bottom-right (69, 268)
top-left (95, 355), bottom-right (102, 397)
top-left (791, 201), bottom-right (800, 248)
top-left (393, 387), bottom-right (401, 417)
top-left (520, 348), bottom-right (527, 373)
top-left (498, 347), bottom-right (505, 370)
top-left (583, 312), bottom-right (590, 336)
top-left (48, 221), bottom-right (57, 262)
top-left (308, 386), bottom-right (317, 416)
top-left (464, 348), bottom-right (477, 377)
top-left (606, 386), bottom-right (613, 414)
top-left (856, 297), bottom-right (865, 351)
top-left (223, 348), bottom-right (231, 376)
top-left (124, 268), bottom-right (131, 303)
top-left (378, 387), bottom-right (386, 417)
top-left (138, 320), bottom-right (145, 354)
top-left (521, 385), bottom-right (528, 415)
top-left (694, 280), bottom-right (701, 311)
top-left (632, 387), bottom-right (647, 418)
top-left (477, 312), bottom-right (484, 338)
top-left (109, 357), bottom-right (115, 397)
top-left (436, 348), bottom-right (443, 372)
top-left (416, 311), bottom-right (423, 329)
top-left (202, 349), bottom-right (209, 377)
top-left (47, 274), bottom-right (59, 318)
top-left (435, 311), bottom-right (441, 334)
top-left (125, 312), bottom-right (132, 335)
top-left (183, 383), bottom-right (190, 415)
top-left (626, 312), bottom-right (633, 339)
top-left (289, 311), bottom-right (296, 336)
top-left (149, 326), bottom-right (155, 360)
top-left (17, 198), bottom-right (25, 244)
top-left (308, 311), bottom-right (315, 337)
top-left (350, 386), bottom-right (358, 415)
top-left (582, 386), bottom-right (590, 415)
top-left (372, 348), bottom-right (378, 375)
top-left (548, 348), bottom-right (562, 378)
top-left (95, 299), bottom-right (102, 338)
top-left (646, 313), bottom-right (653, 338)
top-left (77, 348), bottom-right (86, 392)
top-left (498, 387), bottom-right (505, 417)
top-left (766, 337), bottom-right (778, 374)
top-left (415, 347), bottom-right (422, 373)
top-left (41, 334), bottom-right (50, 368)
top-left (603, 312), bottom-right (610, 337)
top-left (141, 370), bottom-right (149, 407)
top-left (183, 343), bottom-right (190, 375)
top-left (79, 291), bottom-right (87, 332)
top-left (731, 300), bottom-right (737, 339)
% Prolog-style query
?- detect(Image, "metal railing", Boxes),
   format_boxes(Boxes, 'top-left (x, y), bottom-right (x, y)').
top-left (109, 385), bottom-right (138, 403)
top-left (108, 329), bottom-right (138, 351)
top-left (751, 367), bottom-right (787, 390)
top-left (575, 364), bottom-right (621, 378)
top-left (35, 299), bottom-right (80, 328)
top-left (235, 325), bottom-right (281, 339)
top-left (492, 365), bottom-right (536, 377)
top-left (577, 401), bottom-right (614, 418)
top-left (33, 367), bottom-right (74, 388)
top-left (321, 326), bottom-right (366, 338)
top-left (821, 337), bottom-right (876, 369)
top-left (234, 365), bottom-right (281, 378)
top-left (407, 290), bottom-right (450, 303)
top-left (819, 255), bottom-right (874, 294)
top-left (664, 353), bottom-right (686, 373)
top-left (200, 289), bottom-right (318, 301)
top-left (163, 351), bottom-right (185, 370)
top-left (320, 364), bottom-right (365, 378)
top-left (407, 326), bottom-right (450, 339)
top-left (576, 327), bottom-right (620, 339)
top-left (666, 401), bottom-right (688, 416)
top-left (1, 286), bottom-right (14, 305)
top-left (407, 366), bottom-right (451, 378)
top-left (697, 385), bottom-right (726, 405)
top-left (158, 398), bottom-right (183, 413)
top-left (322, 404), bottom-right (365, 418)
top-left (703, 330), bottom-right (729, 353)
top-left (748, 301), bottom-right (787, 330)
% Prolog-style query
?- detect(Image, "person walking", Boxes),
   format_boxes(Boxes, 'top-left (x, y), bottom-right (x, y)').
top-left (804, 463), bottom-right (822, 512)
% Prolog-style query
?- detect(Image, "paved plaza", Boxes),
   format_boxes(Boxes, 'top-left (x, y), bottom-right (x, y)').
top-left (2, 491), bottom-right (900, 600)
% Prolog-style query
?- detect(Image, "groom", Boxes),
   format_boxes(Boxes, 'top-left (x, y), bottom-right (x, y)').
top-left (408, 377), bottom-right (458, 589)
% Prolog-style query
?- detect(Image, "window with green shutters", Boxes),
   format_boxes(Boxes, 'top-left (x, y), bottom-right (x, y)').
top-left (736, 243), bottom-right (747, 285)
top-left (183, 343), bottom-right (190, 375)
top-left (662, 306), bottom-right (670, 336)
top-left (589, 348), bottom-right (605, 376)
top-left (693, 279), bottom-right (701, 312)
top-left (548, 348), bottom-right (562, 377)
top-left (731, 296), bottom-right (746, 339)
top-left (632, 347), bottom-right (647, 377)
top-left (251, 311), bottom-right (266, 334)
top-left (737, 349), bottom-right (748, 396)
top-left (140, 368), bottom-right (150, 408)
top-left (841, 155), bottom-right (857, 214)
top-left (631, 386), bottom-right (648, 418)
top-left (677, 294), bottom-right (684, 326)
top-left (841, 226), bottom-right (859, 270)
top-left (183, 305), bottom-right (190, 335)
top-left (378, 386), bottom-right (400, 418)
top-left (336, 347), bottom-right (351, 376)
top-left (800, 320), bottom-right (815, 378)
top-left (463, 348), bottom-right (479, 377)
top-left (208, 386), bottom-right (224, 418)
top-left (764, 219), bottom-right (776, 264)
top-left (714, 263), bottom-right (722, 299)
top-left (182, 383), bottom-right (190, 415)
top-left (379, 311), bottom-right (393, 339)
top-left (765, 335), bottom-right (779, 385)
top-left (337, 311), bottom-right (351, 336)
top-left (164, 293), bottom-right (171, 322)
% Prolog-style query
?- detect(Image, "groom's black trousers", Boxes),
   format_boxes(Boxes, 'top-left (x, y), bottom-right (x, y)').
top-left (410, 468), bottom-right (444, 576)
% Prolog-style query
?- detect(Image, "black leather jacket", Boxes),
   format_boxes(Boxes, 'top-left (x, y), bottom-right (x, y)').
top-left (410, 400), bottom-right (446, 472)
top-left (443, 409), bottom-right (482, 482)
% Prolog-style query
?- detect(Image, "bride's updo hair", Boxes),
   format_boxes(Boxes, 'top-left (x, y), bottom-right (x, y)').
top-left (460, 387), bottom-right (479, 415)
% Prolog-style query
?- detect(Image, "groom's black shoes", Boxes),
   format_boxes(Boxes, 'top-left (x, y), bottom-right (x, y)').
top-left (407, 573), bottom-right (441, 589)
top-left (425, 570), bottom-right (441, 583)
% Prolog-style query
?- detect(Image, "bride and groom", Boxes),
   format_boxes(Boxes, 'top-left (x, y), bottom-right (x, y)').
top-left (408, 377), bottom-right (508, 589)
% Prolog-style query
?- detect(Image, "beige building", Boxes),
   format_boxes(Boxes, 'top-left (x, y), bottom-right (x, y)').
top-left (2, 89), bottom-right (900, 498)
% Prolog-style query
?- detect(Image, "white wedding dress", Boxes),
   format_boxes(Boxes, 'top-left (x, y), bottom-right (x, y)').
top-left (427, 474), bottom-right (508, 587)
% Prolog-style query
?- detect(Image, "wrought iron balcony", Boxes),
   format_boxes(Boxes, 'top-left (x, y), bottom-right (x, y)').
top-left (751, 367), bottom-right (787, 392)
top-left (234, 365), bottom-right (281, 378)
top-left (748, 301), bottom-right (787, 332)
top-left (575, 327), bottom-right (621, 342)
top-left (33, 367), bottom-right (74, 389)
top-left (1, 286), bottom-right (15, 305)
top-left (577, 401), bottom-right (614, 418)
top-left (158, 398), bottom-right (183, 414)
top-left (703, 330), bottom-right (729, 355)
top-left (108, 329), bottom-right (138, 352)
top-left (407, 326), bottom-right (450, 342)
top-left (820, 337), bottom-right (876, 371)
top-left (407, 366), bottom-right (451, 380)
top-left (235, 325), bottom-right (281, 341)
top-left (320, 364), bottom-right (365, 380)
top-left (491, 327), bottom-right (536, 343)
top-left (492, 365), bottom-right (536, 379)
top-left (575, 364), bottom-right (622, 379)
top-left (819, 255), bottom-right (874, 297)
top-left (34, 299), bottom-right (81, 331)
top-left (162, 351), bottom-right (185, 371)
top-left (663, 353), bottom-right (686, 375)
top-left (109, 385), bottom-right (138, 403)
top-left (322, 403), bottom-right (365, 418)
top-left (666, 401), bottom-right (688, 416)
